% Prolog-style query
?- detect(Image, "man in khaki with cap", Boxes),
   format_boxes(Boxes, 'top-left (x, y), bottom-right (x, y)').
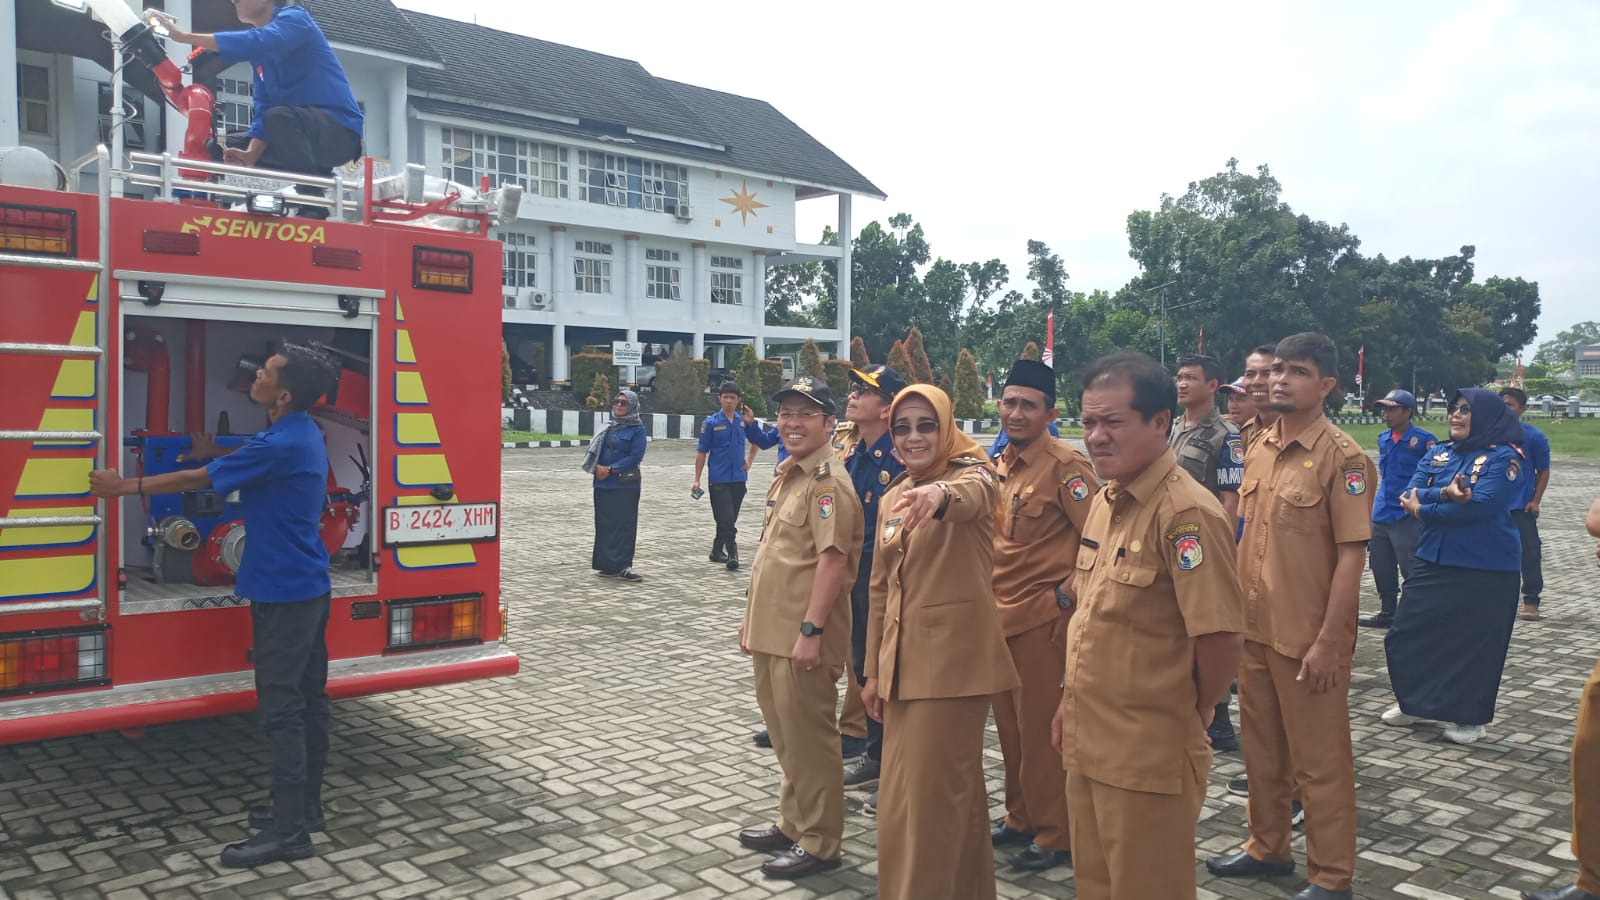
top-left (736, 375), bottom-right (864, 879)
top-left (989, 358), bottom-right (1096, 871)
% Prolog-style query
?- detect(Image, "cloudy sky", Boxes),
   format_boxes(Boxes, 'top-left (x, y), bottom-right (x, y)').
top-left (397, 0), bottom-right (1597, 351)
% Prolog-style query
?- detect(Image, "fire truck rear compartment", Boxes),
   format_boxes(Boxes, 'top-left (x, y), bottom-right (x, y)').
top-left (119, 315), bottom-right (376, 609)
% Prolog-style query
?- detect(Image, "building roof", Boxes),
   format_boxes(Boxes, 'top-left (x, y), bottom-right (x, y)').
top-left (299, 0), bottom-right (441, 66)
top-left (400, 12), bottom-right (883, 199)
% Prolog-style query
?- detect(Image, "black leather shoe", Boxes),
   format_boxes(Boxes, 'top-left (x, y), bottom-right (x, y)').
top-left (248, 804), bottom-right (325, 833)
top-left (753, 729), bottom-right (771, 748)
top-left (726, 548), bottom-right (739, 571)
top-left (1293, 886), bottom-right (1353, 900)
top-left (710, 550), bottom-right (728, 564)
top-left (738, 825), bottom-right (793, 852)
top-left (1009, 843), bottom-right (1071, 871)
top-left (1205, 850), bottom-right (1295, 878)
top-left (1524, 887), bottom-right (1600, 900)
top-left (761, 845), bottom-right (841, 879)
top-left (219, 829), bottom-right (314, 868)
top-left (991, 817), bottom-right (1035, 846)
top-left (1358, 611), bottom-right (1394, 629)
top-left (1208, 723), bottom-right (1241, 752)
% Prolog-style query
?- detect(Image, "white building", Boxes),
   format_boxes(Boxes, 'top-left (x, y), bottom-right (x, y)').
top-left (1, 0), bottom-right (883, 384)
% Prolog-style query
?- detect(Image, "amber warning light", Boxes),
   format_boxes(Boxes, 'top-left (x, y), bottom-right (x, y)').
top-left (0, 203), bottom-right (76, 257)
top-left (412, 246), bottom-right (473, 293)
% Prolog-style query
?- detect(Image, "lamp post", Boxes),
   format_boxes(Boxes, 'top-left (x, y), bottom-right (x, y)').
top-left (1137, 280), bottom-right (1178, 366)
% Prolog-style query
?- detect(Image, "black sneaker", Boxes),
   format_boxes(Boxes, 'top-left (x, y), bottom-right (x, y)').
top-left (1208, 723), bottom-right (1241, 753)
top-left (753, 730), bottom-right (772, 748)
top-left (616, 569), bottom-right (643, 582)
top-left (843, 755), bottom-right (880, 789)
top-left (710, 550), bottom-right (728, 564)
top-left (725, 548), bottom-right (739, 571)
top-left (1226, 777), bottom-right (1249, 797)
top-left (1358, 611), bottom-right (1395, 629)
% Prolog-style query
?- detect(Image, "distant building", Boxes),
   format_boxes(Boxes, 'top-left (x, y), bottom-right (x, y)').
top-left (1577, 345), bottom-right (1600, 379)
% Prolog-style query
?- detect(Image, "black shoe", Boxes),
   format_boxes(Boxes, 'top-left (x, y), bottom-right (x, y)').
top-left (1226, 777), bottom-right (1249, 796)
top-left (737, 824), bottom-right (793, 852)
top-left (1293, 887), bottom-right (1353, 900)
top-left (1208, 723), bottom-right (1241, 752)
top-left (1524, 886), bottom-right (1600, 900)
top-left (710, 550), bottom-right (729, 564)
top-left (219, 829), bottom-right (315, 868)
top-left (1358, 611), bottom-right (1395, 629)
top-left (991, 817), bottom-right (1035, 847)
top-left (753, 729), bottom-right (771, 748)
top-left (1009, 843), bottom-right (1070, 871)
top-left (843, 755), bottom-right (879, 788)
top-left (840, 734), bottom-right (867, 760)
top-left (1205, 850), bottom-right (1295, 878)
top-left (248, 804), bottom-right (325, 833)
top-left (725, 548), bottom-right (739, 571)
top-left (616, 568), bottom-right (643, 582)
top-left (761, 845), bottom-right (841, 879)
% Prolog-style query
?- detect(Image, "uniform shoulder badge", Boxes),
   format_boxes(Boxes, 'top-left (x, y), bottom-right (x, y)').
top-left (1345, 470), bottom-right (1366, 495)
top-left (817, 492), bottom-right (835, 519)
top-left (1064, 472), bottom-right (1090, 501)
top-left (949, 455), bottom-right (985, 467)
top-left (1506, 461), bottom-right (1520, 482)
top-left (1228, 435), bottom-right (1245, 465)
top-left (975, 466), bottom-right (996, 486)
top-left (1173, 531), bottom-right (1204, 570)
top-left (813, 461), bottom-right (832, 480)
top-left (1408, 436), bottom-right (1418, 448)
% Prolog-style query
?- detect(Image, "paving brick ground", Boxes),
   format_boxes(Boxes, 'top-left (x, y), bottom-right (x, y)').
top-left (2, 441), bottom-right (1598, 899)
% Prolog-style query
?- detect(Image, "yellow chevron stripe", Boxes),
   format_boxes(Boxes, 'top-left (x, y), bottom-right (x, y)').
top-left (0, 554), bottom-right (95, 600)
top-left (49, 309), bottom-right (99, 399)
top-left (396, 371), bottom-right (428, 405)
top-left (0, 506), bottom-right (95, 548)
top-left (395, 330), bottom-right (416, 364)
top-left (34, 408), bottom-right (95, 447)
top-left (396, 413), bottom-right (440, 446)
top-left (17, 458), bottom-right (93, 499)
top-left (395, 454), bottom-right (452, 486)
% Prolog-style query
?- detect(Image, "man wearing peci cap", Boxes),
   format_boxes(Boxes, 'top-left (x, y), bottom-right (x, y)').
top-left (695, 381), bottom-right (761, 571)
top-left (1360, 390), bottom-right (1436, 629)
top-left (737, 376), bottom-right (865, 879)
top-left (989, 359), bottom-right (1098, 871)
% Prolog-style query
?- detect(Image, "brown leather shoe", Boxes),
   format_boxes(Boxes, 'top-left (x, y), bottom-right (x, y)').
top-left (737, 825), bottom-right (793, 852)
top-left (761, 845), bottom-right (842, 879)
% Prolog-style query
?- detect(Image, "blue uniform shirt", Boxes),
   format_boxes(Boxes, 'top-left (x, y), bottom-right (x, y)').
top-left (697, 410), bottom-right (751, 483)
top-left (593, 424), bottom-right (646, 490)
top-left (1405, 442), bottom-right (1521, 571)
top-left (205, 411), bottom-right (330, 603)
top-left (214, 6), bottom-right (365, 143)
top-left (989, 420), bottom-right (1060, 458)
top-left (842, 430), bottom-right (906, 557)
top-left (1509, 422), bottom-right (1550, 511)
top-left (1373, 424), bottom-right (1438, 523)
top-left (744, 419), bottom-right (785, 465)
top-left (1216, 430), bottom-right (1244, 493)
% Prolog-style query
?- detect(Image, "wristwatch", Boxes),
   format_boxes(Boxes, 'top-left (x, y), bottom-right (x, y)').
top-left (800, 621), bottom-right (824, 637)
top-left (1055, 586), bottom-right (1075, 611)
top-left (932, 481), bottom-right (954, 520)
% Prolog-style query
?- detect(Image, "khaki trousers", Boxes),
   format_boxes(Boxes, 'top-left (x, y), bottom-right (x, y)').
top-left (1573, 657), bottom-right (1600, 893)
top-left (752, 652), bottom-right (844, 860)
top-left (877, 694), bottom-right (995, 900)
top-left (993, 619), bottom-right (1070, 851)
top-left (1238, 639), bottom-right (1357, 891)
top-left (1066, 764), bottom-right (1205, 900)
top-left (839, 663), bottom-right (867, 740)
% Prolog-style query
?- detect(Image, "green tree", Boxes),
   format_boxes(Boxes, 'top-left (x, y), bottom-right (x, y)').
top-left (850, 336), bottom-right (871, 367)
top-left (654, 342), bottom-right (703, 414)
top-left (953, 348), bottom-right (984, 419)
top-left (765, 259), bottom-right (824, 328)
top-left (586, 373), bottom-right (611, 411)
top-left (798, 338), bottom-right (826, 380)
top-left (904, 326), bottom-right (935, 383)
top-left (1534, 321), bottom-right (1600, 373)
top-left (886, 340), bottom-right (913, 381)
top-left (501, 340), bottom-right (512, 403)
top-left (735, 344), bottom-right (766, 415)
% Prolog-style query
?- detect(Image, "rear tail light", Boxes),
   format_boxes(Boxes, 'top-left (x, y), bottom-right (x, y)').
top-left (412, 246), bottom-right (473, 293)
top-left (0, 626), bottom-right (108, 696)
top-left (0, 203), bottom-right (76, 256)
top-left (388, 594), bottom-right (481, 651)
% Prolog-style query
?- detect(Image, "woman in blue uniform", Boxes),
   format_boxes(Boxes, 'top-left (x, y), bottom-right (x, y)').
top-left (1381, 388), bottom-right (1523, 744)
top-left (584, 389), bottom-right (648, 581)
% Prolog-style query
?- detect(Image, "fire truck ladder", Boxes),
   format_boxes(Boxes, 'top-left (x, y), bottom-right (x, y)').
top-left (0, 147), bottom-right (112, 620)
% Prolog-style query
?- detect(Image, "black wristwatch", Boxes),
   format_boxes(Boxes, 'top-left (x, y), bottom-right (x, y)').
top-left (800, 621), bottom-right (824, 637)
top-left (1055, 587), bottom-right (1075, 611)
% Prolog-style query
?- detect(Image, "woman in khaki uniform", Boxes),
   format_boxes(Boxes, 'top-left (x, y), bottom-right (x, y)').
top-left (861, 385), bottom-right (1019, 900)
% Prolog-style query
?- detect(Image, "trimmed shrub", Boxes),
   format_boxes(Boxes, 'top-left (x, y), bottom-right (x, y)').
top-left (569, 352), bottom-right (613, 398)
top-left (823, 358), bottom-right (852, 404)
top-left (586, 373), bottom-right (611, 410)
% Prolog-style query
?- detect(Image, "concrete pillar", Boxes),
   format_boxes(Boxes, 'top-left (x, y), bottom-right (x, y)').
top-left (161, 0), bottom-right (193, 156)
top-left (837, 194), bottom-right (853, 347)
top-left (623, 234), bottom-right (640, 385)
top-left (693, 331), bottom-right (705, 361)
top-left (690, 241), bottom-right (709, 321)
top-left (549, 226), bottom-right (569, 382)
top-left (0, 0), bottom-right (16, 147)
top-left (752, 250), bottom-right (768, 362)
top-left (386, 66), bottom-right (408, 171)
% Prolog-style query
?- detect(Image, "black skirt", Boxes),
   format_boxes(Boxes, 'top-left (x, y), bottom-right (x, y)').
top-left (1383, 558), bottom-right (1519, 725)
top-left (592, 487), bottom-right (640, 574)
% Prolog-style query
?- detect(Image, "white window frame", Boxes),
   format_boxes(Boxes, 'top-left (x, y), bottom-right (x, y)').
top-left (645, 248), bottom-right (682, 300)
top-left (710, 255), bottom-right (744, 305)
top-left (16, 57), bottom-right (54, 138)
top-left (441, 127), bottom-right (570, 198)
top-left (216, 73), bottom-right (255, 134)
top-left (573, 240), bottom-right (614, 294)
top-left (577, 151), bottom-right (688, 214)
top-left (496, 231), bottom-right (537, 290)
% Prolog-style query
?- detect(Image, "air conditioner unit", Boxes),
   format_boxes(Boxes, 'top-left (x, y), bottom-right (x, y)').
top-left (675, 203), bottom-right (692, 222)
top-left (503, 293), bottom-right (519, 309)
top-left (525, 290), bottom-right (551, 310)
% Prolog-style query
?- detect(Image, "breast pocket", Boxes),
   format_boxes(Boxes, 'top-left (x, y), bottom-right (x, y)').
top-left (1275, 479), bottom-right (1325, 534)
top-left (1096, 564), bottom-right (1162, 630)
top-left (778, 499), bottom-right (809, 528)
top-left (1008, 499), bottom-right (1046, 541)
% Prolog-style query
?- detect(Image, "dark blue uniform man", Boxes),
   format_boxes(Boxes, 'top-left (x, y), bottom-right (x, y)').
top-left (1360, 389), bottom-right (1436, 629)
top-left (90, 343), bottom-right (338, 867)
top-left (695, 381), bottom-right (759, 570)
top-left (1500, 388), bottom-right (1552, 621)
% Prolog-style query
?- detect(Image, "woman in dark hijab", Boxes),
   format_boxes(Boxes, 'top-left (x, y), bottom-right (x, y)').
top-left (1381, 387), bottom-right (1525, 744)
top-left (583, 389), bottom-right (647, 581)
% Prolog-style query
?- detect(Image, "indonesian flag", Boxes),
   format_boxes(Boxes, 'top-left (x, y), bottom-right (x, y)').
top-left (1356, 345), bottom-right (1364, 386)
top-left (1042, 310), bottom-right (1055, 369)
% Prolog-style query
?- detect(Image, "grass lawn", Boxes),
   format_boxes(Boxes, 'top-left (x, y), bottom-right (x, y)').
top-left (502, 430), bottom-right (584, 443)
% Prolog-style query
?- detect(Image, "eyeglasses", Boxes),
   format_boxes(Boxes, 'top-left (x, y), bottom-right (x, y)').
top-left (891, 420), bottom-right (939, 436)
top-left (776, 410), bottom-right (826, 421)
top-left (613, 399), bottom-right (628, 406)
top-left (1448, 404), bottom-right (1471, 415)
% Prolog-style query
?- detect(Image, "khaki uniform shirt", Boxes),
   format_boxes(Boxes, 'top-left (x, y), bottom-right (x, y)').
top-left (1240, 415), bottom-right (1274, 455)
top-left (866, 458), bottom-right (1019, 701)
top-left (1237, 417), bottom-right (1374, 662)
top-left (743, 445), bottom-right (864, 665)
top-left (1060, 450), bottom-right (1245, 795)
top-left (992, 438), bottom-right (1098, 637)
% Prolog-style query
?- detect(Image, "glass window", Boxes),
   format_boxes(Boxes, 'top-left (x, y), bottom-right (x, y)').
top-left (577, 151), bottom-right (688, 214)
top-left (645, 248), bottom-right (681, 300)
top-left (573, 240), bottom-right (613, 294)
top-left (495, 231), bottom-right (537, 289)
top-left (18, 63), bottom-right (51, 136)
top-left (440, 127), bottom-right (570, 199)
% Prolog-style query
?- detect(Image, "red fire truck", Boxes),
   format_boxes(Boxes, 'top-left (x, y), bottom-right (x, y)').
top-left (0, 135), bottom-right (521, 738)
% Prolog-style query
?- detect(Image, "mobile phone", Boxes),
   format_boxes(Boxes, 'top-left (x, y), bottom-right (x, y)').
top-left (691, 487), bottom-right (705, 500)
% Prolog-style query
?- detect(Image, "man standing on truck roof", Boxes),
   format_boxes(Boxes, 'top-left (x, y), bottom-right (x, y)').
top-left (91, 343), bottom-right (339, 868)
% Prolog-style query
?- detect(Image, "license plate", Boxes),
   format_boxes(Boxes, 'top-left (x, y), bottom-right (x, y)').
top-left (382, 502), bottom-right (499, 546)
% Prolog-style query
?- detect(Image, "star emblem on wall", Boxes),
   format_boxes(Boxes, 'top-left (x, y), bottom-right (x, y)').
top-left (720, 180), bottom-right (768, 225)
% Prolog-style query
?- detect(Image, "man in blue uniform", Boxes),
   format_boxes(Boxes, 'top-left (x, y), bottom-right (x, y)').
top-left (1500, 388), bottom-right (1552, 621)
top-left (695, 382), bottom-right (760, 570)
top-left (166, 0), bottom-right (364, 210)
top-left (91, 343), bottom-right (338, 867)
top-left (1359, 389), bottom-right (1436, 629)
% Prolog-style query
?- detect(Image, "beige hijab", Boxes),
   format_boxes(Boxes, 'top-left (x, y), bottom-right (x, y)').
top-left (889, 384), bottom-right (986, 481)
